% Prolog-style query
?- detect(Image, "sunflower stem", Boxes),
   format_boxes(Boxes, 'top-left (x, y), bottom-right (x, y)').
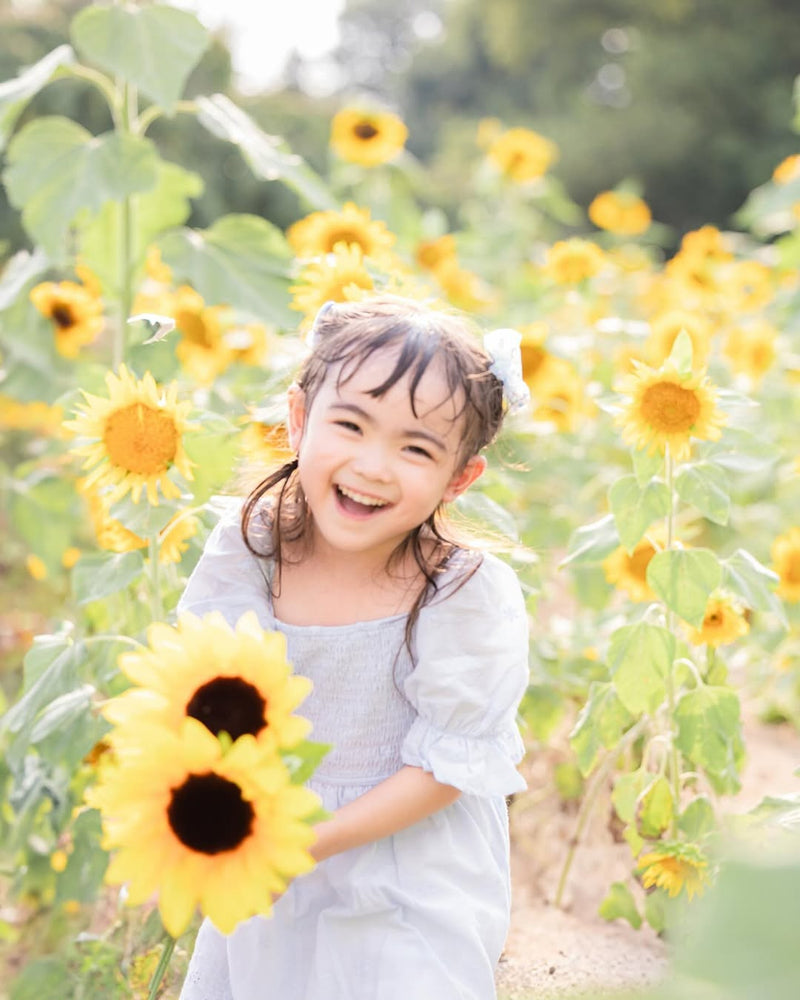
top-left (113, 79), bottom-right (137, 371)
top-left (147, 933), bottom-right (176, 1000)
top-left (148, 534), bottom-right (163, 622)
top-left (663, 445), bottom-right (682, 838)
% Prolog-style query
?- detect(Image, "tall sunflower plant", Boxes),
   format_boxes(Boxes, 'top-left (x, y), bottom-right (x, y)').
top-left (552, 330), bottom-right (790, 932)
top-left (0, 1), bottom-right (337, 993)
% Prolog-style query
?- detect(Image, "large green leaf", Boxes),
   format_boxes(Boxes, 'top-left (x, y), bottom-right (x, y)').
top-left (569, 681), bottom-right (634, 776)
top-left (674, 685), bottom-right (743, 789)
top-left (721, 548), bottom-right (787, 628)
top-left (196, 94), bottom-right (336, 210)
top-left (72, 551), bottom-right (146, 605)
top-left (647, 548), bottom-right (723, 627)
top-left (9, 471), bottom-right (80, 574)
top-left (675, 461), bottom-right (730, 525)
top-left (638, 774), bottom-right (674, 837)
top-left (598, 881), bottom-right (642, 929)
top-left (70, 3), bottom-right (209, 110)
top-left (0, 44), bottom-right (75, 150)
top-left (182, 412), bottom-right (241, 505)
top-left (77, 158), bottom-right (204, 295)
top-left (157, 214), bottom-right (295, 326)
top-left (608, 474), bottom-right (670, 553)
top-left (4, 118), bottom-right (160, 257)
top-left (0, 248), bottom-right (49, 312)
top-left (560, 513), bottom-right (620, 567)
top-left (607, 622), bottom-right (675, 715)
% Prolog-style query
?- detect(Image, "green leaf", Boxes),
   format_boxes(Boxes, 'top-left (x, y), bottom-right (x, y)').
top-left (182, 412), bottom-right (241, 505)
top-left (675, 686), bottom-right (743, 790)
top-left (519, 684), bottom-right (564, 743)
top-left (281, 739), bottom-right (331, 784)
top-left (631, 446), bottom-right (663, 487)
top-left (4, 118), bottom-right (159, 257)
top-left (554, 761), bottom-right (584, 800)
top-left (675, 461), bottom-right (731, 525)
top-left (722, 548), bottom-right (787, 628)
top-left (612, 769), bottom-right (650, 825)
top-left (598, 881), bottom-right (642, 929)
top-left (196, 94), bottom-right (336, 210)
top-left (9, 471), bottom-right (79, 573)
top-left (29, 684), bottom-right (95, 744)
top-left (679, 796), bottom-right (716, 841)
top-left (666, 327), bottom-right (694, 376)
top-left (106, 493), bottom-right (179, 539)
top-left (0, 44), bottom-right (75, 150)
top-left (455, 490), bottom-right (520, 542)
top-left (72, 551), bottom-right (146, 605)
top-left (78, 158), bottom-right (203, 295)
top-left (569, 681), bottom-right (634, 776)
top-left (703, 427), bottom-right (781, 474)
top-left (647, 548), bottom-right (723, 627)
top-left (10, 956), bottom-right (70, 1000)
top-left (608, 474), bottom-right (670, 553)
top-left (560, 513), bottom-right (620, 567)
top-left (607, 622), bottom-right (675, 715)
top-left (54, 809), bottom-right (108, 905)
top-left (71, 3), bottom-right (209, 110)
top-left (0, 248), bottom-right (50, 312)
top-left (158, 214), bottom-right (295, 326)
top-left (638, 775), bottom-right (674, 838)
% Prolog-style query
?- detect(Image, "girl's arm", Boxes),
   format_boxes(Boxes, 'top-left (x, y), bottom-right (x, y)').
top-left (310, 765), bottom-right (460, 862)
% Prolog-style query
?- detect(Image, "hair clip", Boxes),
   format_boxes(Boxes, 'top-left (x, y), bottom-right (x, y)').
top-left (306, 300), bottom-right (336, 349)
top-left (484, 328), bottom-right (530, 415)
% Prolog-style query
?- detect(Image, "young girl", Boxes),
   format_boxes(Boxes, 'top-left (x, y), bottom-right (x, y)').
top-left (178, 296), bottom-right (530, 1000)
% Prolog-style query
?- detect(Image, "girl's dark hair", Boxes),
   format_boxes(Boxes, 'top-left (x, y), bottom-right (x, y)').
top-left (241, 295), bottom-right (506, 644)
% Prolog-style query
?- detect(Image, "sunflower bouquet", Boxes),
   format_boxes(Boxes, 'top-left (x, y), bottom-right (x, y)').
top-left (87, 611), bottom-right (327, 961)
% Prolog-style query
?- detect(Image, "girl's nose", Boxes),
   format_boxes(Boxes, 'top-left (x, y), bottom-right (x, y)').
top-left (351, 442), bottom-right (391, 481)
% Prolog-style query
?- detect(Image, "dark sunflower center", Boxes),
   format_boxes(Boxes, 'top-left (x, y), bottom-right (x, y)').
top-left (186, 677), bottom-right (267, 740)
top-left (354, 122), bottom-right (379, 140)
top-left (52, 305), bottom-right (75, 329)
top-left (167, 772), bottom-right (254, 854)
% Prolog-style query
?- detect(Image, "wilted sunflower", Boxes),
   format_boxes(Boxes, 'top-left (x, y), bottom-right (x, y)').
top-left (66, 364), bottom-right (194, 506)
top-left (30, 280), bottom-right (104, 358)
top-left (688, 594), bottom-right (749, 647)
top-left (289, 244), bottom-right (375, 323)
top-left (637, 842), bottom-right (710, 900)
top-left (330, 107), bottom-right (408, 167)
top-left (615, 361), bottom-right (726, 463)
top-left (487, 127), bottom-right (557, 183)
top-left (588, 190), bottom-right (652, 236)
top-left (771, 527), bottom-right (800, 603)
top-left (105, 611), bottom-right (313, 752)
top-left (90, 718), bottom-right (320, 937)
top-left (603, 529), bottom-right (665, 603)
top-left (542, 239), bottom-right (605, 285)
top-left (288, 202), bottom-right (396, 261)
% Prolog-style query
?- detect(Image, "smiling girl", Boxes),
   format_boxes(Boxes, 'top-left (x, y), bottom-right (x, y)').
top-left (178, 296), bottom-right (531, 1000)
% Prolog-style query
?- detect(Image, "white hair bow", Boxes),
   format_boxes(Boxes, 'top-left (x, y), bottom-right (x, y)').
top-left (484, 328), bottom-right (530, 415)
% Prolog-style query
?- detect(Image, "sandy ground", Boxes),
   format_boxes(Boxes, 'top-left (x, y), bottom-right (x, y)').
top-left (494, 709), bottom-right (800, 999)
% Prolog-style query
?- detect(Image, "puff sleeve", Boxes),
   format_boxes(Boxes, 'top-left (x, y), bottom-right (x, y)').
top-left (176, 498), bottom-right (273, 629)
top-left (401, 553), bottom-right (530, 798)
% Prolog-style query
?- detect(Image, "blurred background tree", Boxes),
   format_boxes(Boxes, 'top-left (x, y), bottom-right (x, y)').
top-left (2, 0), bottom-right (800, 255)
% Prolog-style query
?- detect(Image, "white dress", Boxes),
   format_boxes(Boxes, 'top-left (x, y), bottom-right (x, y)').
top-left (177, 500), bottom-right (530, 1000)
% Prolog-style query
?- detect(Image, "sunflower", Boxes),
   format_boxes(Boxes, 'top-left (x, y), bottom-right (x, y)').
top-left (615, 361), bottom-right (726, 463)
top-left (170, 286), bottom-right (235, 384)
top-left (771, 527), bottom-right (800, 603)
top-left (79, 478), bottom-right (149, 554)
top-left (158, 512), bottom-right (199, 564)
top-left (678, 226), bottom-right (732, 263)
top-left (330, 107), bottom-right (408, 167)
top-left (289, 244), bottom-right (375, 324)
top-left (145, 245), bottom-right (173, 284)
top-left (223, 320), bottom-right (271, 368)
top-left (603, 529), bottom-right (665, 603)
top-left (519, 322), bottom-right (555, 388)
top-left (89, 718), bottom-right (320, 937)
top-left (637, 842), bottom-right (710, 900)
top-left (105, 611), bottom-right (313, 753)
top-left (773, 154), bottom-right (800, 184)
top-left (288, 203), bottom-right (396, 262)
top-left (415, 234), bottom-right (458, 273)
top-left (542, 239), bottom-right (605, 285)
top-left (0, 396), bottom-right (64, 435)
top-left (722, 260), bottom-right (774, 313)
top-left (530, 358), bottom-right (586, 432)
top-left (433, 259), bottom-right (497, 312)
top-left (487, 127), bottom-right (558, 183)
top-left (240, 419), bottom-right (293, 470)
top-left (66, 364), bottom-right (194, 506)
top-left (26, 554), bottom-right (47, 581)
top-left (645, 310), bottom-right (713, 369)
top-left (30, 280), bottom-right (105, 358)
top-left (588, 190), bottom-right (652, 236)
top-left (688, 594), bottom-right (749, 647)
top-left (723, 320), bottom-right (777, 382)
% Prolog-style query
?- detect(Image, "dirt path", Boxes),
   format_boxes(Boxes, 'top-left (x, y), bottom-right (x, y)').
top-left (495, 709), bottom-right (800, 998)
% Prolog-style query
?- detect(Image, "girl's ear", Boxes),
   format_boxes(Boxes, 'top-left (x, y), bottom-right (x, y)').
top-left (441, 455), bottom-right (486, 503)
top-left (286, 383), bottom-right (307, 451)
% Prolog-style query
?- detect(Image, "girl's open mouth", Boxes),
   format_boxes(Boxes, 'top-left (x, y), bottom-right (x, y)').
top-left (335, 485), bottom-right (391, 517)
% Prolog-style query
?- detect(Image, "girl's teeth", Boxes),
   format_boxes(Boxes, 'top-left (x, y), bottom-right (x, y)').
top-left (338, 486), bottom-right (388, 507)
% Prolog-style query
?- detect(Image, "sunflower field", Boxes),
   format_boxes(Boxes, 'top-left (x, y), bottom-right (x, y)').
top-left (1, 2), bottom-right (800, 998)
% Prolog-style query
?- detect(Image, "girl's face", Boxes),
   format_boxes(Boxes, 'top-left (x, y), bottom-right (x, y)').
top-left (287, 350), bottom-right (485, 567)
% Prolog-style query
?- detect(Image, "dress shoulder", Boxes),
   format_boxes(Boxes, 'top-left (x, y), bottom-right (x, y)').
top-left (401, 551), bottom-right (530, 797)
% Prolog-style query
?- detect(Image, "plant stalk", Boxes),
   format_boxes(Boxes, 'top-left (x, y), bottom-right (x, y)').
top-left (147, 934), bottom-right (176, 1000)
top-left (663, 445), bottom-right (682, 837)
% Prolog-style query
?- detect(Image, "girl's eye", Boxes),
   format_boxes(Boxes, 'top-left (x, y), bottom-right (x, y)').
top-left (405, 445), bottom-right (433, 460)
top-left (334, 420), bottom-right (361, 433)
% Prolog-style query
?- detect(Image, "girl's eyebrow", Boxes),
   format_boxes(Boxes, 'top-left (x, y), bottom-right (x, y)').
top-left (328, 401), bottom-right (447, 452)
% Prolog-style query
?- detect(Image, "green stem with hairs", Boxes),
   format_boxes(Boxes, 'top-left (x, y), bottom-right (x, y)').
top-left (147, 933), bottom-right (176, 1000)
top-left (663, 445), bottom-right (682, 837)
